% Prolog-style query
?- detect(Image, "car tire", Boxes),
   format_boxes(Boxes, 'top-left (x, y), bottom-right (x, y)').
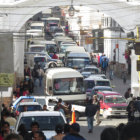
top-left (103, 110), bottom-right (108, 119)
top-left (49, 63), bottom-right (57, 68)
top-left (75, 111), bottom-right (80, 121)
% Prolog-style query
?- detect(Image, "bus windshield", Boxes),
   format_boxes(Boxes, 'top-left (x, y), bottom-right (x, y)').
top-left (66, 58), bottom-right (90, 68)
top-left (31, 26), bottom-right (42, 30)
top-left (53, 78), bottom-right (84, 95)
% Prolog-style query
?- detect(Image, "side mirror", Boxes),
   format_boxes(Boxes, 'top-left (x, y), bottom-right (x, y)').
top-left (49, 87), bottom-right (52, 91)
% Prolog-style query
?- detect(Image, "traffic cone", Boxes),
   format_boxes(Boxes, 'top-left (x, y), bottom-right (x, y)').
top-left (70, 108), bottom-right (76, 124)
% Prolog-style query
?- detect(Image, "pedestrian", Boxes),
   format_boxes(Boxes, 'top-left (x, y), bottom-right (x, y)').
top-left (120, 122), bottom-right (140, 140)
top-left (1, 121), bottom-right (11, 138)
top-left (19, 82), bottom-right (24, 96)
top-left (37, 66), bottom-right (45, 87)
top-left (50, 124), bottom-right (65, 140)
top-left (126, 101), bottom-right (135, 122)
top-left (24, 65), bottom-right (31, 77)
top-left (108, 62), bottom-right (114, 80)
top-left (122, 70), bottom-right (127, 84)
top-left (2, 111), bottom-right (16, 130)
top-left (42, 105), bottom-right (48, 111)
top-left (127, 94), bottom-right (133, 104)
top-left (4, 133), bottom-right (22, 140)
top-left (17, 124), bottom-right (28, 139)
top-left (101, 58), bottom-right (108, 75)
top-left (101, 127), bottom-right (118, 140)
top-left (33, 131), bottom-right (46, 140)
top-left (22, 89), bottom-right (29, 96)
top-left (52, 52), bottom-right (58, 59)
top-left (62, 123), bottom-right (86, 140)
top-left (63, 124), bottom-right (70, 135)
top-left (32, 66), bottom-right (39, 87)
top-left (85, 99), bottom-right (97, 133)
top-left (64, 102), bottom-right (71, 124)
top-left (54, 99), bottom-right (65, 116)
top-left (92, 95), bottom-right (101, 126)
top-left (24, 122), bottom-right (40, 140)
top-left (124, 88), bottom-right (131, 99)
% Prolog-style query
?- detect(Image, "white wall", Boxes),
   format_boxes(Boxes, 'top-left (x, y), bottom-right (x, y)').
top-left (104, 29), bottom-right (127, 64)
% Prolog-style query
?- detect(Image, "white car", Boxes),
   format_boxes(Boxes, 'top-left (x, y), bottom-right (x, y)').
top-left (15, 111), bottom-right (66, 139)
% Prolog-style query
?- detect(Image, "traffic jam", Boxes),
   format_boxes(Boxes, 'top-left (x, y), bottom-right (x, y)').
top-left (0, 10), bottom-right (138, 140)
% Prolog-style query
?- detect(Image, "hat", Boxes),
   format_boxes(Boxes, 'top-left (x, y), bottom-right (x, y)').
top-left (70, 123), bottom-right (80, 132)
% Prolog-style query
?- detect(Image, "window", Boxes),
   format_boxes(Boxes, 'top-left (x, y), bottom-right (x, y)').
top-left (19, 116), bottom-right (65, 131)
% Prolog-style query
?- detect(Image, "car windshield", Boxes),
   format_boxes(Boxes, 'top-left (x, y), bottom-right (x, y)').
top-left (60, 45), bottom-right (72, 53)
top-left (31, 26), bottom-right (42, 30)
top-left (96, 81), bottom-right (110, 86)
top-left (104, 96), bottom-right (126, 103)
top-left (85, 81), bottom-right (95, 89)
top-left (83, 68), bottom-right (99, 74)
top-left (46, 44), bottom-right (57, 53)
top-left (19, 116), bottom-right (65, 131)
top-left (17, 105), bottom-right (42, 112)
top-left (30, 47), bottom-right (45, 52)
top-left (34, 57), bottom-right (46, 63)
top-left (53, 78), bottom-right (84, 95)
top-left (66, 58), bottom-right (90, 68)
top-left (47, 20), bottom-right (59, 25)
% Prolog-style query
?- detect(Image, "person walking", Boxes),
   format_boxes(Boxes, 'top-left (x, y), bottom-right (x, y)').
top-left (92, 95), bottom-right (101, 126)
top-left (101, 58), bottom-right (108, 75)
top-left (85, 99), bottom-right (97, 133)
top-left (124, 88), bottom-right (131, 99)
top-left (37, 66), bottom-right (45, 87)
top-left (17, 124), bottom-right (28, 139)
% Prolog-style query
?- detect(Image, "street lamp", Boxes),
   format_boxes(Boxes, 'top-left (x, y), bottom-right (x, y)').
top-left (68, 0), bottom-right (75, 16)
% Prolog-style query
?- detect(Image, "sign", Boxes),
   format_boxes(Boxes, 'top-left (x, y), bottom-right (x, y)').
top-left (0, 73), bottom-right (14, 87)
top-left (137, 61), bottom-right (140, 71)
top-left (134, 42), bottom-right (140, 55)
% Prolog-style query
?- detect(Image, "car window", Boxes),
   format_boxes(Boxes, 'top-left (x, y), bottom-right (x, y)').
top-left (19, 116), bottom-right (65, 131)
top-left (96, 81), bottom-right (110, 86)
top-left (36, 99), bottom-right (46, 106)
top-left (17, 105), bottom-right (42, 112)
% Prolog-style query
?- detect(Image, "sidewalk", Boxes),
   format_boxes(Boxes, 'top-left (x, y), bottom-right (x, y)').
top-left (106, 71), bottom-right (131, 96)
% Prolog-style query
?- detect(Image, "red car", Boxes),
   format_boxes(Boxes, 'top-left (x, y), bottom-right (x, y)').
top-left (97, 91), bottom-right (128, 118)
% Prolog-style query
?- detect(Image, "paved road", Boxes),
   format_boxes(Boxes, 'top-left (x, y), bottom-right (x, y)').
top-left (78, 116), bottom-right (127, 140)
top-left (33, 69), bottom-right (130, 140)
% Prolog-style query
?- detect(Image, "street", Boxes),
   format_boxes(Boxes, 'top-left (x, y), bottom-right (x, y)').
top-left (32, 70), bottom-right (130, 140)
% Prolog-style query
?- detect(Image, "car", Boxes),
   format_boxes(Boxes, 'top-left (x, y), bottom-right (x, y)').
top-left (84, 76), bottom-right (111, 94)
top-left (12, 96), bottom-right (36, 109)
top-left (80, 66), bottom-right (100, 74)
top-left (15, 111), bottom-right (66, 139)
top-left (97, 91), bottom-right (128, 118)
top-left (14, 102), bottom-right (42, 115)
top-left (86, 86), bottom-right (113, 99)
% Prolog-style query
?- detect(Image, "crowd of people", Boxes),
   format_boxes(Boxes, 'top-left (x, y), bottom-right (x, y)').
top-left (13, 64), bottom-right (45, 99)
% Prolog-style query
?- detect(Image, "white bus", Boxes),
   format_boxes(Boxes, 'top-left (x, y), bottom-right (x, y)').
top-left (44, 67), bottom-right (86, 119)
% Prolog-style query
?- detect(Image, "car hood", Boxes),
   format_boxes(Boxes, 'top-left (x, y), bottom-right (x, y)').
top-left (43, 130), bottom-right (56, 139)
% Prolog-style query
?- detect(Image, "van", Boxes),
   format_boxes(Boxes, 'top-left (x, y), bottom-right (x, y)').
top-left (44, 67), bottom-right (86, 120)
top-left (84, 76), bottom-right (111, 94)
top-left (97, 91), bottom-right (128, 118)
top-left (65, 51), bottom-right (90, 70)
top-left (26, 22), bottom-right (45, 37)
top-left (28, 44), bottom-right (46, 52)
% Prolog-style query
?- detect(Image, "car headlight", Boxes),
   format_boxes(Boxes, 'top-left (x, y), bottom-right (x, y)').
top-left (108, 108), bottom-right (112, 111)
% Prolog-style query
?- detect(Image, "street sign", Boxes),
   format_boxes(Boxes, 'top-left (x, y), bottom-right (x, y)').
top-left (0, 73), bottom-right (14, 87)
top-left (134, 42), bottom-right (140, 55)
top-left (137, 61), bottom-right (140, 71)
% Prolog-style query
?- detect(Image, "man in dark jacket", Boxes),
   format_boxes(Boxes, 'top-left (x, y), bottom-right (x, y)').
top-left (85, 99), bottom-right (97, 133)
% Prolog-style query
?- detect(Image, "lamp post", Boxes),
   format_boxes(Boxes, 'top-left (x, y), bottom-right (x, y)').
top-left (68, 0), bottom-right (75, 16)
